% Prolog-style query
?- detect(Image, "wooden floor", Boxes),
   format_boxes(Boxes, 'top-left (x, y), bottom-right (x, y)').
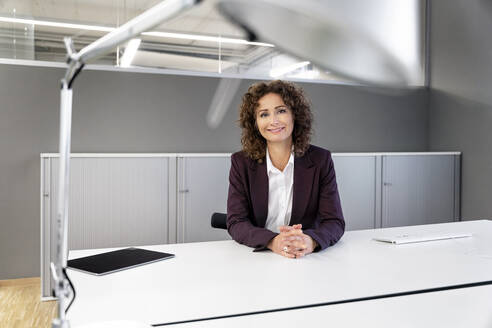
top-left (0, 277), bottom-right (57, 328)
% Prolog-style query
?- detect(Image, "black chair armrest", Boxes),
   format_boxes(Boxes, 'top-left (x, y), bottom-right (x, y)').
top-left (211, 212), bottom-right (227, 230)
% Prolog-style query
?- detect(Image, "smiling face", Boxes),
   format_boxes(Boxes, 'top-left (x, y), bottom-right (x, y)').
top-left (255, 92), bottom-right (294, 147)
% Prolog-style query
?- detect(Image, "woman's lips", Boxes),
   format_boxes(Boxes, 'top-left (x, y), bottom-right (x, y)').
top-left (267, 127), bottom-right (284, 134)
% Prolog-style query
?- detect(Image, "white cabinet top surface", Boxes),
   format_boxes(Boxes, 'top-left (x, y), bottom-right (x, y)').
top-left (41, 151), bottom-right (461, 158)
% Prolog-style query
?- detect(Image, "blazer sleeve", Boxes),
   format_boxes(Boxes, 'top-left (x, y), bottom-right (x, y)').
top-left (303, 152), bottom-right (345, 251)
top-left (226, 154), bottom-right (278, 250)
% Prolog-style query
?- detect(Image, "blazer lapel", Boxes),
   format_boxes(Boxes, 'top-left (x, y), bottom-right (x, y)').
top-left (291, 151), bottom-right (315, 225)
top-left (248, 159), bottom-right (269, 227)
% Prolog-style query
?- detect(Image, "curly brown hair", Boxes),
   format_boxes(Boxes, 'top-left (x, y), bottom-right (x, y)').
top-left (239, 80), bottom-right (313, 162)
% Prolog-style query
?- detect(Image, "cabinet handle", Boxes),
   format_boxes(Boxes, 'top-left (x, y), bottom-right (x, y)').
top-left (179, 189), bottom-right (190, 193)
top-left (383, 182), bottom-right (393, 186)
top-left (43, 193), bottom-right (50, 197)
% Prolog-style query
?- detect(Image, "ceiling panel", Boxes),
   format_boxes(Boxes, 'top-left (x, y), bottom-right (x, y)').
top-left (0, 0), bottom-right (424, 86)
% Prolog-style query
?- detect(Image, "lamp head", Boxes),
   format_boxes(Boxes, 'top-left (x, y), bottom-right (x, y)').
top-left (217, 0), bottom-right (411, 87)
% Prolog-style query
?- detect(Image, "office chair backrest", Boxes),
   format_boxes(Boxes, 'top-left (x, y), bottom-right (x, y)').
top-left (211, 212), bottom-right (227, 230)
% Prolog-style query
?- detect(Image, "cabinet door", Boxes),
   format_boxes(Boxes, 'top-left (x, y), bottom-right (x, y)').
top-left (382, 155), bottom-right (456, 228)
top-left (177, 157), bottom-right (231, 243)
top-left (50, 157), bottom-right (170, 250)
top-left (332, 156), bottom-right (378, 230)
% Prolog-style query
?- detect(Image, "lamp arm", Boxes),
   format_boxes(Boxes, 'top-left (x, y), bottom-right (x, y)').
top-left (51, 79), bottom-right (74, 328)
top-left (74, 0), bottom-right (199, 64)
top-left (51, 1), bottom-right (200, 327)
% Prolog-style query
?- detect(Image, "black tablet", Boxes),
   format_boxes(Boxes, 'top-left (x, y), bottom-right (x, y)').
top-left (67, 247), bottom-right (175, 276)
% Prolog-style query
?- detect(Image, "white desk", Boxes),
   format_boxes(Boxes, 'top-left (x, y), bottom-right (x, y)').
top-left (164, 284), bottom-right (492, 328)
top-left (67, 220), bottom-right (492, 326)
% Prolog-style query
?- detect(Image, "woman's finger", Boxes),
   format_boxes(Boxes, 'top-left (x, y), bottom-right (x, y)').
top-left (280, 248), bottom-right (296, 258)
top-left (280, 244), bottom-right (302, 256)
top-left (289, 240), bottom-right (307, 250)
top-left (282, 229), bottom-right (303, 237)
top-left (283, 236), bottom-right (304, 244)
top-left (294, 251), bottom-right (306, 258)
top-left (279, 225), bottom-right (295, 232)
top-left (279, 224), bottom-right (302, 233)
top-left (282, 235), bottom-right (302, 242)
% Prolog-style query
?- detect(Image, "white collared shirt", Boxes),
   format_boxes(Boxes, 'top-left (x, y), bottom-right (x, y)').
top-left (264, 147), bottom-right (294, 233)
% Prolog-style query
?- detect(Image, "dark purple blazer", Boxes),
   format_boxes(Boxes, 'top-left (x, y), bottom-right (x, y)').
top-left (227, 144), bottom-right (345, 251)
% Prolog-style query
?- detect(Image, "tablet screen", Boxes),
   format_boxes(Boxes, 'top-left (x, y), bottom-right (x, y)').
top-left (67, 247), bottom-right (174, 275)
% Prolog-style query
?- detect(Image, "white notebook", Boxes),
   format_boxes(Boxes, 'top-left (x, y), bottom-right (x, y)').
top-left (373, 232), bottom-right (473, 244)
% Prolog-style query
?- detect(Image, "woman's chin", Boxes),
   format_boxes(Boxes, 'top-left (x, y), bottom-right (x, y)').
top-left (266, 136), bottom-right (290, 144)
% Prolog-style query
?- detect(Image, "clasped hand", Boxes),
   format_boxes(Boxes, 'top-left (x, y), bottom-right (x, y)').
top-left (267, 224), bottom-right (316, 258)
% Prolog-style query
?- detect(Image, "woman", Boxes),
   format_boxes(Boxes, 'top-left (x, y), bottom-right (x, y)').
top-left (227, 80), bottom-right (345, 258)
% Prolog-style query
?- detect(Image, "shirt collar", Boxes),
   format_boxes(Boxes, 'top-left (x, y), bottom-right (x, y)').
top-left (266, 147), bottom-right (294, 174)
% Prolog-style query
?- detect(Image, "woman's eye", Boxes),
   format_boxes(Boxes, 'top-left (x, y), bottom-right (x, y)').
top-left (278, 108), bottom-right (286, 113)
top-left (260, 113), bottom-right (268, 118)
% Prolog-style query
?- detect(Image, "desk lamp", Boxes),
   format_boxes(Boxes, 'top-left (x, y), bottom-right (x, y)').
top-left (52, 0), bottom-right (409, 327)
top-left (53, 2), bottom-right (200, 327)
top-left (216, 0), bottom-right (411, 87)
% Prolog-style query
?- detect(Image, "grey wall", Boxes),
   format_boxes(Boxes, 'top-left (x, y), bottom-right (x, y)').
top-left (0, 64), bottom-right (428, 279)
top-left (428, 0), bottom-right (492, 220)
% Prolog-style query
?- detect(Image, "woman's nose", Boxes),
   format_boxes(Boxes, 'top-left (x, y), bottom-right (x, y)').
top-left (271, 113), bottom-right (280, 124)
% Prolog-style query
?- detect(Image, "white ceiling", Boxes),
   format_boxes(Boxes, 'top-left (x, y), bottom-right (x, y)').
top-left (0, 1), bottom-right (370, 83)
top-left (0, 0), bottom-right (280, 72)
top-left (0, 0), bottom-right (244, 38)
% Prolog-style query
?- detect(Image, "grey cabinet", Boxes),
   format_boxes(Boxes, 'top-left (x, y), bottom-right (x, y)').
top-left (177, 156), bottom-right (231, 243)
top-left (382, 155), bottom-right (460, 228)
top-left (40, 152), bottom-right (460, 299)
top-left (332, 153), bottom-right (460, 230)
top-left (332, 155), bottom-right (380, 231)
top-left (47, 157), bottom-right (171, 249)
